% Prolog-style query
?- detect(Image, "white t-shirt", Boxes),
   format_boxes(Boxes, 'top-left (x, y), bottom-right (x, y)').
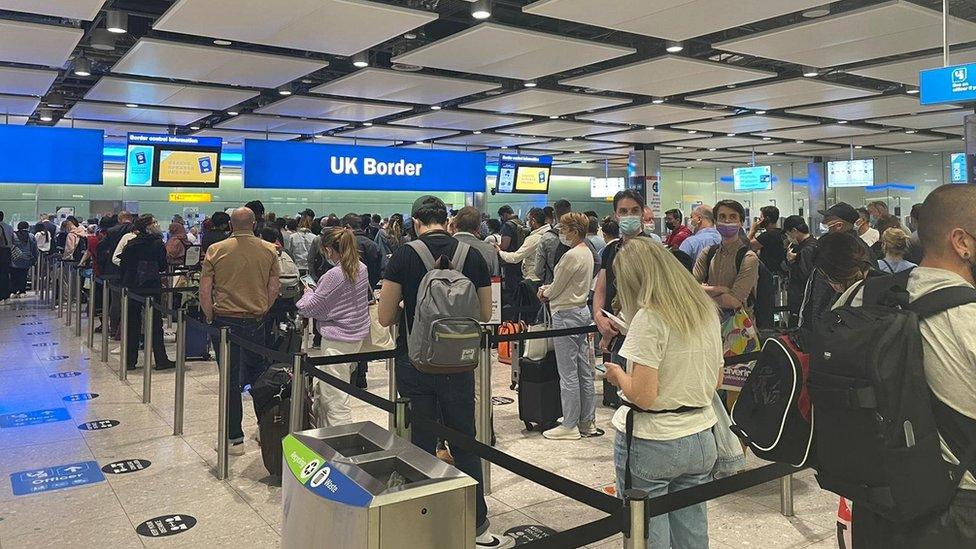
top-left (859, 227), bottom-right (880, 247)
top-left (834, 267), bottom-right (976, 490)
top-left (610, 308), bottom-right (723, 441)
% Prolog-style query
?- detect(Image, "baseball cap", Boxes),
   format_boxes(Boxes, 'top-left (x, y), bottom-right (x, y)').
top-left (817, 202), bottom-right (858, 225)
top-left (411, 195), bottom-right (447, 218)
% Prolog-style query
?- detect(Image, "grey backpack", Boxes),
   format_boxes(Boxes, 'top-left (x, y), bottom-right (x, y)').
top-left (406, 240), bottom-right (483, 374)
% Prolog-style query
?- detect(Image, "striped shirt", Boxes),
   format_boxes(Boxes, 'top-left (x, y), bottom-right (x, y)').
top-left (296, 261), bottom-right (370, 342)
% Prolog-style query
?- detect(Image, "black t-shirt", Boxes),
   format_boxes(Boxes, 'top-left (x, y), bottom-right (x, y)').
top-left (600, 235), bottom-right (653, 312)
top-left (757, 227), bottom-right (787, 275)
top-left (499, 220), bottom-right (519, 251)
top-left (384, 230), bottom-right (491, 341)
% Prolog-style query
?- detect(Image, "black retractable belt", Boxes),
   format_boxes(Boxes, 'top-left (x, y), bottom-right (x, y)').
top-left (622, 402), bottom-right (703, 492)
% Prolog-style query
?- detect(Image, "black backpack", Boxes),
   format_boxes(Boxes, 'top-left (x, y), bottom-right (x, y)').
top-left (72, 234), bottom-right (88, 262)
top-left (55, 231), bottom-right (68, 254)
top-left (703, 245), bottom-right (775, 329)
top-left (808, 270), bottom-right (976, 522)
top-left (505, 218), bottom-right (529, 251)
top-left (545, 227), bottom-right (571, 280)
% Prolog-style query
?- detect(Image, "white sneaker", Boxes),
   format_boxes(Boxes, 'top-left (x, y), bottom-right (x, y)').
top-left (110, 346), bottom-right (120, 355)
top-left (229, 442), bottom-right (245, 456)
top-left (542, 424), bottom-right (581, 440)
top-left (476, 532), bottom-right (515, 549)
top-left (579, 421), bottom-right (605, 438)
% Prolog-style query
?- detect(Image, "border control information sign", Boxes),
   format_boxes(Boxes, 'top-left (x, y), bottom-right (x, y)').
top-left (920, 63), bottom-right (976, 105)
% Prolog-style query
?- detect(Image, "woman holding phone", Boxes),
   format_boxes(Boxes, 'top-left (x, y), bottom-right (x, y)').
top-left (296, 227), bottom-right (370, 427)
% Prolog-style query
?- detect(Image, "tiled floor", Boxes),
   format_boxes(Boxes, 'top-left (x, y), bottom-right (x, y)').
top-left (0, 292), bottom-right (840, 548)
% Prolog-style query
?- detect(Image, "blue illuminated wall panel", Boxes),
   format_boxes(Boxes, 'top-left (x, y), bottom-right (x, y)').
top-left (0, 126), bottom-right (104, 184)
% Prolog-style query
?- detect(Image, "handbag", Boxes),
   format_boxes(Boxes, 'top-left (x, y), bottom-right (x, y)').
top-left (523, 306), bottom-right (554, 361)
top-left (719, 307), bottom-right (761, 391)
top-left (360, 289), bottom-right (394, 353)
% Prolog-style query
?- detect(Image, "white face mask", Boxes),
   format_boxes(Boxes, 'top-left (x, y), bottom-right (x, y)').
top-left (559, 235), bottom-right (573, 247)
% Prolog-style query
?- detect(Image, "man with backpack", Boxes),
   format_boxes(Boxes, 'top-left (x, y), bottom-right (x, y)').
top-left (534, 199), bottom-right (599, 286)
top-left (497, 205), bottom-right (526, 291)
top-left (378, 195), bottom-right (513, 549)
top-left (811, 184), bottom-right (976, 548)
top-left (62, 216), bottom-right (88, 261)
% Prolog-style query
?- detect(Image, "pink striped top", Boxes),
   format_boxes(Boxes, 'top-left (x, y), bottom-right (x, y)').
top-left (296, 262), bottom-right (370, 342)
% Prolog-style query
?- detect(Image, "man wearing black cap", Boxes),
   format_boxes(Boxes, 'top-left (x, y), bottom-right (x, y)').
top-left (378, 195), bottom-right (513, 549)
top-left (818, 202), bottom-right (873, 256)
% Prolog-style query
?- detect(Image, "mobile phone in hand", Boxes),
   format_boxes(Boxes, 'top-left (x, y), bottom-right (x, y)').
top-left (300, 274), bottom-right (317, 289)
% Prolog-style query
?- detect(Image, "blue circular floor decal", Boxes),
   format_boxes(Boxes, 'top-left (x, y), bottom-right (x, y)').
top-left (136, 514), bottom-right (196, 537)
top-left (63, 393), bottom-right (98, 402)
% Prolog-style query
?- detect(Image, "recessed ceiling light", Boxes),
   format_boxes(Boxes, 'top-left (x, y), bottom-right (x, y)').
top-left (755, 110), bottom-right (766, 115)
top-left (651, 97), bottom-right (665, 104)
top-left (352, 52), bottom-right (369, 68)
top-left (73, 57), bottom-right (92, 77)
top-left (471, 0), bottom-right (492, 20)
top-left (125, 103), bottom-right (138, 108)
top-left (906, 86), bottom-right (920, 95)
top-left (855, 145), bottom-right (863, 149)
top-left (227, 111), bottom-right (239, 116)
top-left (106, 10), bottom-right (127, 34)
top-left (38, 108), bottom-right (53, 122)
top-left (726, 133), bottom-right (736, 137)
top-left (762, 137), bottom-right (772, 141)
top-left (524, 80), bottom-right (537, 88)
top-left (665, 40), bottom-right (683, 53)
top-left (363, 122), bottom-right (373, 126)
top-left (687, 130), bottom-right (697, 134)
top-left (213, 39), bottom-right (232, 46)
top-left (905, 129), bottom-right (917, 134)
top-left (277, 84), bottom-right (292, 96)
top-left (838, 120), bottom-right (849, 124)
top-left (430, 105), bottom-right (441, 110)
top-left (472, 130), bottom-right (482, 134)
top-left (190, 125), bottom-right (200, 130)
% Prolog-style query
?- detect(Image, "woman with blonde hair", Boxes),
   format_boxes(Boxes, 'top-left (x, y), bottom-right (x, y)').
top-left (538, 212), bottom-right (598, 440)
top-left (287, 214), bottom-right (317, 275)
top-left (877, 227), bottom-right (917, 273)
top-left (296, 227), bottom-right (370, 427)
top-left (604, 237), bottom-right (724, 548)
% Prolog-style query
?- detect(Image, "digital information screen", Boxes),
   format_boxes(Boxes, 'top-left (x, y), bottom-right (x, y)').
top-left (590, 177), bottom-right (626, 198)
top-left (732, 165), bottom-right (772, 191)
top-left (827, 159), bottom-right (875, 188)
top-left (125, 133), bottom-right (222, 188)
top-left (950, 153), bottom-right (968, 183)
top-left (495, 154), bottom-right (552, 194)
top-left (0, 125), bottom-right (103, 185)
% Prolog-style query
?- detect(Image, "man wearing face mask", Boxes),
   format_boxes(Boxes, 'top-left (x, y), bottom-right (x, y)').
top-left (782, 215), bottom-right (818, 327)
top-left (865, 200), bottom-right (889, 228)
top-left (693, 200), bottom-right (760, 313)
top-left (641, 207), bottom-right (663, 243)
top-left (534, 199), bottom-right (598, 285)
top-left (679, 205), bottom-right (722, 264)
top-left (855, 207), bottom-right (881, 247)
top-left (663, 208), bottom-right (692, 250)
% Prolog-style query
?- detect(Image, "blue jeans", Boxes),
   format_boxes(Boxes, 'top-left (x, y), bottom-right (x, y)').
top-left (213, 316), bottom-right (268, 443)
top-left (395, 349), bottom-right (489, 535)
top-left (614, 429), bottom-right (717, 548)
top-left (551, 305), bottom-right (595, 429)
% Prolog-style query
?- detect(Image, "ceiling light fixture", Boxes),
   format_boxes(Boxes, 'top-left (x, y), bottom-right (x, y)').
top-left (708, 148), bottom-right (717, 151)
top-left (363, 122), bottom-right (373, 126)
top-left (90, 28), bottom-right (116, 51)
top-left (645, 126), bottom-right (655, 131)
top-left (838, 120), bottom-right (849, 124)
top-left (802, 66), bottom-right (819, 78)
top-left (473, 130), bottom-right (482, 134)
top-left (523, 80), bottom-right (537, 88)
top-left (762, 137), bottom-right (772, 141)
top-left (796, 140), bottom-right (805, 144)
top-left (213, 39), bottom-right (232, 46)
top-left (416, 141), bottom-right (425, 145)
top-left (766, 152), bottom-right (775, 156)
top-left (564, 137), bottom-right (573, 141)
top-left (755, 110), bottom-right (766, 115)
top-left (549, 115), bottom-right (559, 119)
top-left (687, 130), bottom-right (697, 134)
top-left (471, 0), bottom-right (492, 20)
top-left (803, 7), bottom-right (831, 18)
top-left (676, 146), bottom-right (684, 150)
top-left (227, 111), bottom-right (239, 116)
top-left (665, 40), bottom-right (683, 53)
top-left (651, 97), bottom-right (665, 104)
top-left (906, 86), bottom-right (920, 95)
top-left (905, 129), bottom-right (917, 134)
top-left (73, 57), bottom-right (92, 77)
top-left (106, 10), bottom-right (128, 34)
top-left (727, 133), bottom-right (736, 137)
top-left (277, 84), bottom-right (292, 96)
top-left (904, 150), bottom-right (912, 154)
top-left (190, 125), bottom-right (200, 130)
top-left (45, 92), bottom-right (65, 108)
top-left (125, 103), bottom-right (138, 108)
top-left (430, 105), bottom-right (442, 110)
top-left (352, 51), bottom-right (369, 68)
top-left (38, 108), bottom-right (53, 122)
top-left (855, 145), bottom-right (863, 149)
top-left (404, 32), bottom-right (417, 40)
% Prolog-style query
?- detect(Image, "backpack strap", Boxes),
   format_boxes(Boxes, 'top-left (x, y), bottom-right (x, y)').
top-left (406, 240), bottom-right (436, 272)
top-left (907, 286), bottom-right (976, 320)
top-left (702, 245), bottom-right (719, 282)
top-left (881, 259), bottom-right (895, 273)
top-left (451, 242), bottom-right (470, 271)
top-left (862, 268), bottom-right (913, 307)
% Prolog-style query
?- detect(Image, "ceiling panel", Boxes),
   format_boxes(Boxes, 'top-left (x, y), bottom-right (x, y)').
top-left (523, 0), bottom-right (830, 41)
top-left (215, 114), bottom-right (346, 134)
top-left (0, 0), bottom-right (104, 20)
top-left (65, 102), bottom-right (212, 126)
top-left (0, 66), bottom-right (58, 97)
top-left (878, 140), bottom-right (965, 153)
top-left (812, 147), bottom-right (911, 158)
top-left (500, 120), bottom-right (625, 138)
top-left (555, 153), bottom-right (626, 162)
top-left (720, 154), bottom-right (810, 163)
top-left (687, 78), bottom-right (878, 110)
top-left (112, 38), bottom-right (329, 88)
top-left (392, 22), bottom-right (635, 80)
top-left (84, 77), bottom-right (259, 111)
top-left (0, 94), bottom-right (41, 116)
top-left (846, 47), bottom-right (976, 86)
top-left (577, 103), bottom-right (727, 126)
top-left (661, 160), bottom-right (739, 168)
top-left (821, 132), bottom-right (944, 147)
top-left (311, 68), bottom-right (499, 104)
top-left (758, 124), bottom-right (883, 140)
top-left (0, 19), bottom-right (83, 67)
top-left (933, 126), bottom-right (965, 136)
top-left (714, 1), bottom-right (976, 67)
top-left (673, 115), bottom-right (813, 134)
top-left (192, 128), bottom-right (300, 144)
top-left (390, 110), bottom-right (530, 131)
top-left (727, 142), bottom-right (837, 154)
top-left (666, 136), bottom-right (771, 148)
top-left (436, 133), bottom-right (543, 148)
top-left (664, 150), bottom-right (742, 160)
top-left (55, 119), bottom-right (174, 137)
top-left (870, 110), bottom-right (969, 130)
top-left (786, 95), bottom-right (955, 120)
top-left (521, 139), bottom-right (620, 152)
top-left (594, 128), bottom-right (707, 144)
top-left (0, 116), bottom-right (29, 126)
top-left (154, 0), bottom-right (436, 56)
top-left (461, 89), bottom-right (629, 117)
top-left (312, 135), bottom-right (394, 147)
top-left (254, 95), bottom-right (410, 122)
top-left (399, 143), bottom-right (484, 152)
top-left (560, 55), bottom-right (774, 97)
top-left (337, 124), bottom-right (457, 142)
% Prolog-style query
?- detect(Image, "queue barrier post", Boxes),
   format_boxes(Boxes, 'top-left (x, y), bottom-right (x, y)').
top-left (479, 328), bottom-right (493, 495)
top-left (394, 397), bottom-right (411, 441)
top-left (64, 265), bottom-right (73, 326)
top-left (780, 474), bottom-right (795, 517)
top-left (289, 353), bottom-right (306, 434)
top-left (387, 325), bottom-right (398, 432)
top-left (55, 260), bottom-right (63, 314)
top-left (119, 288), bottom-right (129, 381)
top-left (165, 266), bottom-right (174, 329)
top-left (86, 275), bottom-right (95, 348)
top-left (73, 267), bottom-right (83, 337)
top-left (174, 308), bottom-right (187, 436)
top-left (623, 489), bottom-right (648, 549)
top-left (216, 326), bottom-right (231, 480)
top-left (142, 295), bottom-right (154, 404)
top-left (100, 279), bottom-right (110, 363)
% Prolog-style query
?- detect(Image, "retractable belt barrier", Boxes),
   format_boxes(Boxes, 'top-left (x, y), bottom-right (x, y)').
top-left (306, 349), bottom-right (398, 367)
top-left (490, 323), bottom-right (598, 343)
top-left (183, 314), bottom-right (222, 338)
top-left (227, 332), bottom-right (294, 365)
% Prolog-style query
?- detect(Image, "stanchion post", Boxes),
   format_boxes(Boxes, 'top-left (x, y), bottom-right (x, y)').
top-left (142, 296), bottom-right (154, 404)
top-left (100, 279), bottom-right (110, 363)
top-left (387, 325), bottom-right (398, 432)
top-left (780, 474), bottom-right (795, 517)
top-left (65, 265), bottom-right (73, 326)
top-left (119, 288), bottom-right (129, 381)
top-left (73, 268), bottom-right (82, 337)
top-left (394, 398), bottom-right (411, 440)
top-left (165, 266), bottom-right (174, 329)
top-left (55, 260), bottom-right (63, 314)
top-left (289, 353), bottom-right (306, 433)
top-left (86, 276), bottom-right (95, 348)
top-left (478, 329), bottom-right (493, 495)
top-left (623, 489), bottom-right (648, 549)
top-left (216, 327), bottom-right (231, 480)
top-left (174, 308), bottom-right (187, 436)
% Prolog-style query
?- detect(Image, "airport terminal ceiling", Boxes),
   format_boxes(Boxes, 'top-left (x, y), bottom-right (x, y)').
top-left (0, 0), bottom-right (975, 174)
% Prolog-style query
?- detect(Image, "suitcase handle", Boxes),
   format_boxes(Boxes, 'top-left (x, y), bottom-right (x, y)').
top-left (729, 423), bottom-right (750, 442)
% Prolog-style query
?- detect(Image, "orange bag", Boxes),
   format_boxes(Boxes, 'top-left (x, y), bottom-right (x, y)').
top-left (497, 320), bottom-right (525, 365)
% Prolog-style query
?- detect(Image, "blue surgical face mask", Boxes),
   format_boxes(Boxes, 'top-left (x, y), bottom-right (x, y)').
top-left (618, 215), bottom-right (642, 236)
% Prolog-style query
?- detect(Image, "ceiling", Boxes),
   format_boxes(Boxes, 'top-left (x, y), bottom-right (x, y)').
top-left (0, 0), bottom-right (973, 169)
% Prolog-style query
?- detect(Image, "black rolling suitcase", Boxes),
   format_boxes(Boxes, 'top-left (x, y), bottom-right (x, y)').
top-left (517, 350), bottom-right (562, 432)
top-left (250, 364), bottom-right (311, 481)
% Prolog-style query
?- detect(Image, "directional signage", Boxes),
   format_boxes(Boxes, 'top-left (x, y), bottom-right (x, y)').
top-left (63, 393), bottom-right (99, 402)
top-left (0, 408), bottom-right (71, 428)
top-left (920, 63), bottom-right (976, 105)
top-left (102, 459), bottom-right (151, 475)
top-left (136, 514), bottom-right (197, 538)
top-left (78, 419), bottom-right (120, 431)
top-left (10, 460), bottom-right (105, 495)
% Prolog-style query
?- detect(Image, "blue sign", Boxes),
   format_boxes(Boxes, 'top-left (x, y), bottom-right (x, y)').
top-left (127, 133), bottom-right (223, 149)
top-left (304, 462), bottom-right (374, 508)
top-left (243, 140), bottom-right (487, 192)
top-left (920, 63), bottom-right (976, 105)
top-left (0, 408), bottom-right (71, 428)
top-left (10, 461), bottom-right (105, 496)
top-left (950, 152), bottom-right (968, 183)
top-left (500, 153), bottom-right (553, 166)
top-left (63, 393), bottom-right (99, 402)
top-left (0, 126), bottom-right (104, 185)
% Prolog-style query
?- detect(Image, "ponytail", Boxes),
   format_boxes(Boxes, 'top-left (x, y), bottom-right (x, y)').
top-left (321, 227), bottom-right (361, 281)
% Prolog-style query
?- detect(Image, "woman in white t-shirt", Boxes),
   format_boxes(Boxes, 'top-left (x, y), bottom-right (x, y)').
top-left (604, 237), bottom-right (724, 548)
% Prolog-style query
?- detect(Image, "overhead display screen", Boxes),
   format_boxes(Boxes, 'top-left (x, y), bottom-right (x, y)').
top-left (125, 133), bottom-right (222, 188)
top-left (733, 165), bottom-right (772, 191)
top-left (496, 154), bottom-right (552, 194)
top-left (827, 159), bottom-right (875, 188)
top-left (590, 177), bottom-right (626, 198)
top-left (919, 63), bottom-right (976, 105)
top-left (0, 125), bottom-right (103, 185)
top-left (950, 153), bottom-right (968, 183)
